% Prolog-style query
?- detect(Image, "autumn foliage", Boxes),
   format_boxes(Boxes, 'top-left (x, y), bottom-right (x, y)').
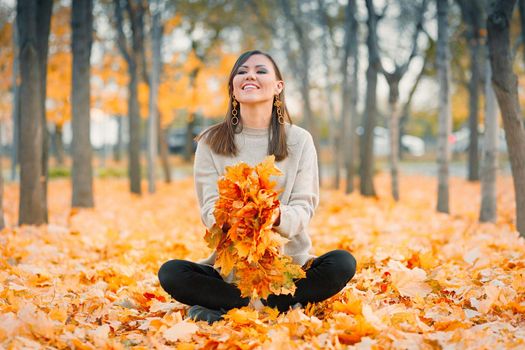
top-left (205, 156), bottom-right (305, 298)
top-left (0, 175), bottom-right (523, 348)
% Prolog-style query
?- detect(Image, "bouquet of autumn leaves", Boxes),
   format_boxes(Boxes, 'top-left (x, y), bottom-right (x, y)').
top-left (204, 155), bottom-right (306, 299)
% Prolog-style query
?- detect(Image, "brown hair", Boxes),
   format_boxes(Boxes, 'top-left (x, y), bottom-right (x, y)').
top-left (194, 50), bottom-right (292, 161)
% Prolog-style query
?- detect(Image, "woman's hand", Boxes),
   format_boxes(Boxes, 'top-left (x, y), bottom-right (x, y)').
top-left (272, 207), bottom-right (281, 227)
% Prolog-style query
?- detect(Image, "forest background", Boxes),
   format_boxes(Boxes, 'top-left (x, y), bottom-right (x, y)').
top-left (1, 0), bottom-right (525, 348)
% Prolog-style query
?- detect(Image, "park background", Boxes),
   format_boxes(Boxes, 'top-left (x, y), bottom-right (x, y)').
top-left (0, 0), bottom-right (525, 348)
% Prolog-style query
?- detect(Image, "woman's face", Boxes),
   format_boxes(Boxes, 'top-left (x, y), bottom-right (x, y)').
top-left (232, 54), bottom-right (284, 105)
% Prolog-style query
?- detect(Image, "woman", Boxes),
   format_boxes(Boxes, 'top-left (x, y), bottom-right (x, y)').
top-left (158, 50), bottom-right (356, 324)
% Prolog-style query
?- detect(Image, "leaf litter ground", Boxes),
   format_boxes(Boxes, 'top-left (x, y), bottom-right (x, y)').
top-left (0, 174), bottom-right (524, 349)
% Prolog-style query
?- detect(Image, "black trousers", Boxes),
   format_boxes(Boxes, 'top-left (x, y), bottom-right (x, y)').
top-left (158, 249), bottom-right (356, 312)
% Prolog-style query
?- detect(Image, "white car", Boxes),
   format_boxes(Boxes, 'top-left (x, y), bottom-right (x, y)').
top-left (356, 126), bottom-right (425, 157)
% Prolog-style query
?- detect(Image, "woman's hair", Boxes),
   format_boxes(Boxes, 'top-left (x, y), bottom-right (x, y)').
top-left (194, 50), bottom-right (292, 161)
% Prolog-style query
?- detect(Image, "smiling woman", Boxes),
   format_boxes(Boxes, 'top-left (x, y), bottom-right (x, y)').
top-left (157, 50), bottom-right (357, 324)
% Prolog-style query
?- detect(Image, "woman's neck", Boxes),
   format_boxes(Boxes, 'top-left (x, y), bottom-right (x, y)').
top-left (239, 101), bottom-right (273, 129)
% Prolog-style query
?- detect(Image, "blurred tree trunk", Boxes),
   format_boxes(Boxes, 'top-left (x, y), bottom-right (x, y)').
top-left (436, 0), bottom-right (452, 213)
top-left (11, 14), bottom-right (20, 181)
top-left (487, 0), bottom-right (525, 236)
top-left (157, 110), bottom-right (171, 183)
top-left (519, 0), bottom-right (525, 69)
top-left (37, 0), bottom-right (52, 223)
top-left (17, 0), bottom-right (52, 225)
top-left (52, 124), bottom-right (65, 166)
top-left (457, 0), bottom-right (483, 181)
top-left (113, 116), bottom-right (124, 162)
top-left (71, 0), bottom-right (94, 207)
top-left (279, 0), bottom-right (322, 183)
top-left (115, 0), bottom-right (144, 195)
top-left (341, 0), bottom-right (358, 194)
top-left (480, 53), bottom-right (498, 222)
top-left (360, 0), bottom-right (381, 197)
top-left (317, 0), bottom-right (338, 189)
top-left (147, 8), bottom-right (162, 193)
top-left (380, 0), bottom-right (427, 201)
top-left (0, 127), bottom-right (5, 230)
top-left (399, 39), bottom-right (433, 159)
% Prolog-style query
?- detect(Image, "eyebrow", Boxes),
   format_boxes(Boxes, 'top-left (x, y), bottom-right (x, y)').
top-left (239, 65), bottom-right (268, 69)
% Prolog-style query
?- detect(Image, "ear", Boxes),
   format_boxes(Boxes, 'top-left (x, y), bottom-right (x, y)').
top-left (275, 80), bottom-right (284, 95)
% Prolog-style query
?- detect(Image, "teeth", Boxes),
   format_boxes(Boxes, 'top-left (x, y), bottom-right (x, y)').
top-left (243, 84), bottom-right (257, 90)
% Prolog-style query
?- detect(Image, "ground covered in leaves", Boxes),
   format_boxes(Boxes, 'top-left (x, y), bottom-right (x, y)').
top-left (1, 174), bottom-right (524, 349)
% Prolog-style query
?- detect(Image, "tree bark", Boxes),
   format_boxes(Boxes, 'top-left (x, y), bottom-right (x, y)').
top-left (480, 53), bottom-right (498, 222)
top-left (71, 0), bottom-right (94, 208)
top-left (487, 0), bottom-right (525, 235)
top-left (52, 124), bottom-right (65, 166)
top-left (113, 116), bottom-right (123, 162)
top-left (457, 0), bottom-right (483, 181)
top-left (436, 0), bottom-right (452, 213)
top-left (0, 124), bottom-right (5, 230)
top-left (17, 0), bottom-right (51, 225)
top-left (11, 14), bottom-right (20, 181)
top-left (341, 0), bottom-right (358, 194)
top-left (148, 9), bottom-right (162, 193)
top-left (360, 0), bottom-right (380, 197)
top-left (115, 0), bottom-right (144, 195)
top-left (157, 111), bottom-right (171, 183)
top-left (37, 0), bottom-right (53, 223)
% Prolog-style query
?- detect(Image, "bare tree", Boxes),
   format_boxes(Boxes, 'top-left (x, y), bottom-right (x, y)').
top-left (71, 0), bottom-right (94, 207)
top-left (17, 0), bottom-right (52, 225)
top-left (379, 0), bottom-right (428, 201)
top-left (457, 0), bottom-right (484, 181)
top-left (360, 0), bottom-right (384, 197)
top-left (279, 0), bottom-right (322, 177)
top-left (147, 3), bottom-right (162, 193)
top-left (341, 0), bottom-right (359, 194)
top-left (487, 0), bottom-right (525, 235)
top-left (10, 14), bottom-right (19, 182)
top-left (480, 51), bottom-right (498, 222)
top-left (436, 0), bottom-right (452, 213)
top-left (114, 0), bottom-right (145, 195)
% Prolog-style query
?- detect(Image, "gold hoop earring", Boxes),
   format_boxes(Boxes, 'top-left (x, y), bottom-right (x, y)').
top-left (274, 95), bottom-right (285, 125)
top-left (231, 98), bottom-right (239, 125)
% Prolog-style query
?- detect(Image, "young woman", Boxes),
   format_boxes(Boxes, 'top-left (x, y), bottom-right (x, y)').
top-left (158, 50), bottom-right (356, 323)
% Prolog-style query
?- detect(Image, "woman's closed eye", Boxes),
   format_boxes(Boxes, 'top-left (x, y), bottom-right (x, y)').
top-left (237, 70), bottom-right (267, 75)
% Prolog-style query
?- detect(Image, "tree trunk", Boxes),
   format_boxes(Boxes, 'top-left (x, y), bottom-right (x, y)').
top-left (128, 60), bottom-right (142, 194)
top-left (37, 0), bottom-right (53, 223)
top-left (157, 111), bottom-right (171, 183)
top-left (185, 113), bottom-right (196, 162)
top-left (436, 0), bottom-right (452, 213)
top-left (457, 0), bottom-right (483, 181)
top-left (11, 14), bottom-right (20, 182)
top-left (0, 124), bottom-right (5, 230)
top-left (147, 9), bottom-right (161, 193)
top-left (467, 39), bottom-right (481, 181)
top-left (113, 116), bottom-right (123, 162)
top-left (487, 0), bottom-right (525, 236)
top-left (71, 0), bottom-right (94, 208)
top-left (360, 0), bottom-right (379, 197)
top-left (52, 124), bottom-right (65, 166)
top-left (480, 53), bottom-right (498, 222)
top-left (317, 0), bottom-right (338, 189)
top-left (115, 0), bottom-right (144, 195)
top-left (388, 80), bottom-right (401, 201)
top-left (341, 0), bottom-right (358, 194)
top-left (17, 0), bottom-right (51, 225)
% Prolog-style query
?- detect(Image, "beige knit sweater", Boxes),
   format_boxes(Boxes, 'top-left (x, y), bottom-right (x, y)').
top-left (194, 122), bottom-right (319, 278)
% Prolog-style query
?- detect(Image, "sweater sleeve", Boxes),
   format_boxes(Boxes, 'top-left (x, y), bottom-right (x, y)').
top-left (194, 138), bottom-right (220, 231)
top-left (274, 132), bottom-right (319, 239)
